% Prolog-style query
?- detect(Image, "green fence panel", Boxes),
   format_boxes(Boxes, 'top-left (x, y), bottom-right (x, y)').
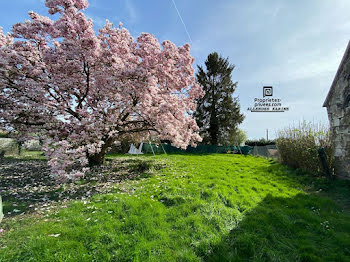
top-left (142, 144), bottom-right (253, 155)
top-left (240, 146), bottom-right (253, 155)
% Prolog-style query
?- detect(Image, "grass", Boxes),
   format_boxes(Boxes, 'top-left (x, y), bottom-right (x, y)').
top-left (0, 154), bottom-right (350, 261)
top-left (2, 150), bottom-right (46, 160)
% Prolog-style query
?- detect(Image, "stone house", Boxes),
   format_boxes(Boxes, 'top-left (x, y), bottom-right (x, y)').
top-left (323, 41), bottom-right (350, 178)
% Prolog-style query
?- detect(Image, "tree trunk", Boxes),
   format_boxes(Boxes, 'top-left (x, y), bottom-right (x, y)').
top-left (17, 141), bottom-right (23, 156)
top-left (88, 152), bottom-right (105, 167)
top-left (209, 112), bottom-right (219, 145)
top-left (87, 137), bottom-right (114, 167)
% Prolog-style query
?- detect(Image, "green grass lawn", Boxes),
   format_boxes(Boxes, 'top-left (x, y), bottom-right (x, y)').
top-left (1, 154), bottom-right (350, 261)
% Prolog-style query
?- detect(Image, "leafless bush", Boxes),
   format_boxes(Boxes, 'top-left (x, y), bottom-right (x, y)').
top-left (276, 121), bottom-right (333, 175)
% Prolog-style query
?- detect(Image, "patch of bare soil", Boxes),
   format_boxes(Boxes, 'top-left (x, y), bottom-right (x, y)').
top-left (0, 157), bottom-right (165, 217)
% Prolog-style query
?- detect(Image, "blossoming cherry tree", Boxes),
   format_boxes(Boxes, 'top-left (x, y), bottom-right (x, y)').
top-left (0, 0), bottom-right (203, 179)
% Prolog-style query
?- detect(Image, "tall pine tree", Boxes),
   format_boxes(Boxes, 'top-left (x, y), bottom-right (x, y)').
top-left (195, 52), bottom-right (244, 145)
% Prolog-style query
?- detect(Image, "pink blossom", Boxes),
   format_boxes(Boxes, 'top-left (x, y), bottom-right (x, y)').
top-left (0, 0), bottom-right (203, 180)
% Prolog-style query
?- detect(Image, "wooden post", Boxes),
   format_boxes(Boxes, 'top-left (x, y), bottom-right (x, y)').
top-left (266, 129), bottom-right (269, 141)
top-left (0, 196), bottom-right (3, 224)
top-left (318, 147), bottom-right (332, 179)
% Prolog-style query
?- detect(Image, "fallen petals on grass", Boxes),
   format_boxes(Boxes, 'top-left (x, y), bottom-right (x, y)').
top-left (48, 234), bottom-right (60, 237)
top-left (0, 157), bottom-right (164, 218)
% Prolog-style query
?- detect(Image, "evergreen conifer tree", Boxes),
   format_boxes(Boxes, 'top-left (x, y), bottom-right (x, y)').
top-left (195, 52), bottom-right (244, 145)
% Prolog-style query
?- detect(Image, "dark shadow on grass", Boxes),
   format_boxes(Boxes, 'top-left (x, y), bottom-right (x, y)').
top-left (254, 161), bottom-right (350, 209)
top-left (0, 157), bottom-right (165, 217)
top-left (204, 193), bottom-right (350, 262)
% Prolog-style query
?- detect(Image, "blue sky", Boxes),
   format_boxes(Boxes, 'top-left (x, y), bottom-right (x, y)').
top-left (1, 0), bottom-right (349, 139)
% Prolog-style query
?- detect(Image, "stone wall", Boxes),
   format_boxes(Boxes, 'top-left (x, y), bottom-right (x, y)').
top-left (327, 66), bottom-right (350, 178)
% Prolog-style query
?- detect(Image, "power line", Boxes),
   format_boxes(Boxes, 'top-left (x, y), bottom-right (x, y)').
top-left (170, 0), bottom-right (193, 45)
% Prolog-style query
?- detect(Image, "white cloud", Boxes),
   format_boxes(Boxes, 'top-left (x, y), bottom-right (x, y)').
top-left (188, 0), bottom-right (350, 139)
top-left (125, 0), bottom-right (138, 25)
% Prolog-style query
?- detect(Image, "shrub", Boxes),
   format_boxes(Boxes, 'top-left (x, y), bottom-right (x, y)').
top-left (276, 121), bottom-right (333, 176)
top-left (245, 138), bottom-right (276, 147)
top-left (0, 138), bottom-right (18, 155)
top-left (107, 140), bottom-right (131, 154)
top-left (227, 129), bottom-right (247, 146)
top-left (0, 132), bottom-right (8, 138)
